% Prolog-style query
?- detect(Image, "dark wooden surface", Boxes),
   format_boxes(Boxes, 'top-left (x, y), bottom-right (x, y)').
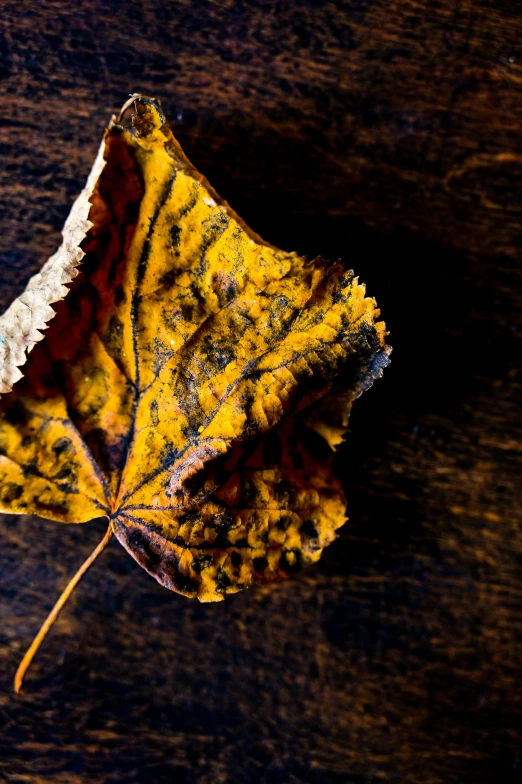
top-left (1, 2), bottom-right (521, 782)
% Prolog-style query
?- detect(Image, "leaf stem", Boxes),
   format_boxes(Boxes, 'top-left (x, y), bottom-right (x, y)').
top-left (14, 521), bottom-right (114, 694)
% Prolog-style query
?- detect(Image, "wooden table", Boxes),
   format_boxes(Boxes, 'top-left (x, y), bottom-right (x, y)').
top-left (1, 2), bottom-right (521, 781)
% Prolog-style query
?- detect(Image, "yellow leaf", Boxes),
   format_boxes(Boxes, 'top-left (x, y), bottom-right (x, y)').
top-left (0, 96), bottom-right (390, 606)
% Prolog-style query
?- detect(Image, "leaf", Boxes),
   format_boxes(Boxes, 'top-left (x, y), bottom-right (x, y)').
top-left (0, 96), bottom-right (390, 605)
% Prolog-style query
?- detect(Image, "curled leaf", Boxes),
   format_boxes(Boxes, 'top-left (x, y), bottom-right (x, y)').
top-left (0, 141), bottom-right (107, 394)
top-left (0, 97), bottom-right (390, 605)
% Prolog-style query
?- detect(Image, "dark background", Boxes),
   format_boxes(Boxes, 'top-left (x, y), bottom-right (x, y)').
top-left (1, 1), bottom-right (521, 782)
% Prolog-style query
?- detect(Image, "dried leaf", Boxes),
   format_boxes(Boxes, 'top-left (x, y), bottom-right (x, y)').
top-left (0, 97), bottom-right (390, 604)
top-left (0, 140), bottom-right (107, 394)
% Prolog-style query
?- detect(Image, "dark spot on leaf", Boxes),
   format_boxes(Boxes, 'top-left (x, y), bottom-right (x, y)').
top-left (192, 554), bottom-right (213, 574)
top-left (22, 460), bottom-right (43, 479)
top-left (214, 511), bottom-right (236, 535)
top-left (253, 556), bottom-right (268, 573)
top-left (128, 528), bottom-right (147, 551)
top-left (159, 269), bottom-right (178, 288)
top-left (33, 498), bottom-right (69, 516)
top-left (301, 519), bottom-right (319, 538)
top-left (178, 510), bottom-right (200, 526)
top-left (1, 483), bottom-right (23, 504)
top-left (128, 528), bottom-right (162, 566)
top-left (170, 571), bottom-right (198, 596)
top-left (169, 224), bottom-right (181, 247)
top-left (52, 436), bottom-right (74, 456)
top-left (211, 271), bottom-right (239, 305)
top-left (215, 570), bottom-right (232, 593)
top-left (56, 481), bottom-right (78, 495)
top-left (276, 515), bottom-right (292, 531)
top-left (53, 465), bottom-right (73, 480)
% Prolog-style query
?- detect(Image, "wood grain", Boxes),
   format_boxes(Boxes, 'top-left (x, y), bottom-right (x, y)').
top-left (1, 1), bottom-right (521, 782)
